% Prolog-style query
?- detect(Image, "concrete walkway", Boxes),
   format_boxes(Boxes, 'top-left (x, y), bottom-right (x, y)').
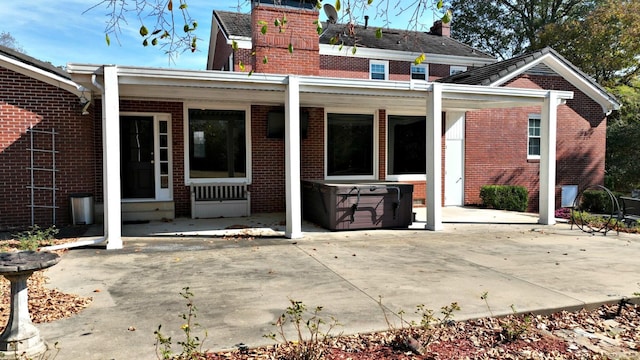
top-left (37, 209), bottom-right (640, 360)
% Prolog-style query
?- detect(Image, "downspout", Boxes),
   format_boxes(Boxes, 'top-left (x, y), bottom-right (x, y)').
top-left (91, 73), bottom-right (104, 92)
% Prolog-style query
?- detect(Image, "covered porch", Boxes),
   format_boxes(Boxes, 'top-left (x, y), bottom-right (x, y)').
top-left (67, 64), bottom-right (572, 249)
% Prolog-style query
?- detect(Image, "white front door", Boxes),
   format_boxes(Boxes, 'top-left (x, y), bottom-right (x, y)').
top-left (444, 112), bottom-right (465, 206)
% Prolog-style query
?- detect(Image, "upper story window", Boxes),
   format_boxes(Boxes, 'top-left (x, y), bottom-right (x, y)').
top-left (528, 114), bottom-right (541, 159)
top-left (411, 64), bottom-right (429, 80)
top-left (450, 65), bottom-right (468, 75)
top-left (186, 108), bottom-right (250, 182)
top-left (370, 60), bottom-right (389, 80)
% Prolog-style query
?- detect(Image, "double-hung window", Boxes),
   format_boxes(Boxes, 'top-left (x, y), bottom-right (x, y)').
top-left (326, 112), bottom-right (375, 178)
top-left (387, 115), bottom-right (426, 178)
top-left (411, 64), bottom-right (428, 80)
top-left (370, 60), bottom-right (388, 80)
top-left (187, 108), bottom-right (248, 180)
top-left (528, 114), bottom-right (541, 159)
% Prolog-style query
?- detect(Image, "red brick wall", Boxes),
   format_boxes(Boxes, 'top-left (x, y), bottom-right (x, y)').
top-left (319, 57), bottom-right (458, 80)
top-left (233, 49), bottom-right (254, 73)
top-left (251, 5), bottom-right (319, 75)
top-left (250, 105), bottom-right (325, 213)
top-left (464, 75), bottom-right (606, 212)
top-left (0, 67), bottom-right (95, 230)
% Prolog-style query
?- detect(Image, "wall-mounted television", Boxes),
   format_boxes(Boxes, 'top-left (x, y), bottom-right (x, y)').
top-left (267, 109), bottom-right (309, 139)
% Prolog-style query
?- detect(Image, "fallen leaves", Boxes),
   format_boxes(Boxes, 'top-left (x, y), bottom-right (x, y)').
top-left (0, 270), bottom-right (92, 331)
top-left (203, 303), bottom-right (640, 360)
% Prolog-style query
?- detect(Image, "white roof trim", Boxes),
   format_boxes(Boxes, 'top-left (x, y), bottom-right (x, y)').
top-left (319, 44), bottom-right (496, 66)
top-left (1, 53), bottom-right (83, 97)
top-left (68, 64), bottom-right (573, 111)
top-left (489, 53), bottom-right (620, 114)
top-left (228, 38), bottom-right (252, 49)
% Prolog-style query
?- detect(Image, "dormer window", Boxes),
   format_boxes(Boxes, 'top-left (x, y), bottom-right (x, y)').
top-left (370, 60), bottom-right (389, 80)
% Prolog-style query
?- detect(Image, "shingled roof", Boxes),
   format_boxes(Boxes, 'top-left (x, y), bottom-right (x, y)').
top-left (439, 47), bottom-right (587, 85)
top-left (213, 10), bottom-right (494, 60)
top-left (437, 47), bottom-right (620, 112)
top-left (0, 44), bottom-right (70, 80)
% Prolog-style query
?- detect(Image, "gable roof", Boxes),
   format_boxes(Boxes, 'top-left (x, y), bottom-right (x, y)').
top-left (0, 45), bottom-right (82, 96)
top-left (437, 47), bottom-right (620, 114)
top-left (213, 10), bottom-right (494, 61)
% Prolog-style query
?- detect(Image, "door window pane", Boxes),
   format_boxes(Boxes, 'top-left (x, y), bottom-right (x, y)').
top-left (188, 109), bottom-right (246, 179)
top-left (327, 113), bottom-right (374, 176)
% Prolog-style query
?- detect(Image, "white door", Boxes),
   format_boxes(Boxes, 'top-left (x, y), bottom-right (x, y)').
top-left (445, 112), bottom-right (465, 206)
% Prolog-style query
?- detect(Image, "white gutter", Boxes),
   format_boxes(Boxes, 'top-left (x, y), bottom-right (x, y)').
top-left (1, 54), bottom-right (84, 96)
top-left (319, 44), bottom-right (496, 66)
top-left (68, 64), bottom-right (573, 104)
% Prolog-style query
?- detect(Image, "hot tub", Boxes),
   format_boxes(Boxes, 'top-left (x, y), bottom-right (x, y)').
top-left (302, 180), bottom-right (414, 230)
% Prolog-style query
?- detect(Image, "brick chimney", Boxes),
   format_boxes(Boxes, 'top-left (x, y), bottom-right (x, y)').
top-left (251, 1), bottom-right (320, 75)
top-left (430, 20), bottom-right (451, 37)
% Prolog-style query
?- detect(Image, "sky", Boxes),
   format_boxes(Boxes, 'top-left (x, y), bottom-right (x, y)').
top-left (1, 1), bottom-right (434, 70)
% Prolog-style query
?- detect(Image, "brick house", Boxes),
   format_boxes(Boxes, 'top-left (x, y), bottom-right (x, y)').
top-left (1, 1), bottom-right (619, 249)
top-left (0, 45), bottom-right (93, 231)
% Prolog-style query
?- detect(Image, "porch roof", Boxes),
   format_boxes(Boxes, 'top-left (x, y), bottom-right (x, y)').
top-left (67, 64), bottom-right (573, 111)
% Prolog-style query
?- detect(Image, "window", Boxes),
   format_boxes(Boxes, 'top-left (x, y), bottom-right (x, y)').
top-left (450, 65), bottom-right (467, 75)
top-left (326, 113), bottom-right (375, 177)
top-left (387, 115), bottom-right (426, 176)
top-left (370, 60), bottom-right (388, 80)
top-left (187, 109), bottom-right (248, 179)
top-left (528, 115), bottom-right (541, 159)
top-left (411, 65), bottom-right (428, 80)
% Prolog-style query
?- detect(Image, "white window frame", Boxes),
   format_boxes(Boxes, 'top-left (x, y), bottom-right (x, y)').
top-left (183, 103), bottom-right (252, 184)
top-left (325, 108), bottom-right (379, 181)
top-left (450, 65), bottom-right (467, 75)
top-left (528, 114), bottom-right (541, 160)
top-left (385, 112), bottom-right (428, 181)
top-left (120, 112), bottom-right (173, 202)
top-left (369, 60), bottom-right (389, 80)
top-left (410, 64), bottom-right (429, 81)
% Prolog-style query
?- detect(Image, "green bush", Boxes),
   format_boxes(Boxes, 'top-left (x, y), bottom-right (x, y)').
top-left (480, 185), bottom-right (529, 212)
top-left (579, 189), bottom-right (622, 214)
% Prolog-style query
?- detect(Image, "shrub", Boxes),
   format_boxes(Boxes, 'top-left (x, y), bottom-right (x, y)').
top-left (479, 185), bottom-right (529, 212)
top-left (579, 189), bottom-right (623, 214)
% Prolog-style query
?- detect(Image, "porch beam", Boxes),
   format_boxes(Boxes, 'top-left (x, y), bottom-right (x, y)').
top-left (102, 66), bottom-right (123, 249)
top-left (285, 76), bottom-right (303, 239)
top-left (539, 91), bottom-right (558, 225)
top-left (426, 83), bottom-right (443, 230)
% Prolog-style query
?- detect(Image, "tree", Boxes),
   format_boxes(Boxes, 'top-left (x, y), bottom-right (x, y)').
top-left (0, 31), bottom-right (25, 53)
top-left (605, 78), bottom-right (640, 191)
top-left (534, 0), bottom-right (640, 86)
top-left (87, 0), bottom-right (200, 59)
top-left (448, 0), bottom-right (599, 60)
top-left (88, 0), bottom-right (451, 61)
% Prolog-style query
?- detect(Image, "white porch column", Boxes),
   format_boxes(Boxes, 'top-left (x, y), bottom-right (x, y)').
top-left (539, 91), bottom-right (558, 225)
top-left (285, 76), bottom-right (303, 238)
top-left (102, 66), bottom-right (123, 249)
top-left (426, 83), bottom-right (443, 230)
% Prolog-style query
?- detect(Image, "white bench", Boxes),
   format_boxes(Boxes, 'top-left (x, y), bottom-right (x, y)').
top-left (190, 183), bottom-right (250, 219)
